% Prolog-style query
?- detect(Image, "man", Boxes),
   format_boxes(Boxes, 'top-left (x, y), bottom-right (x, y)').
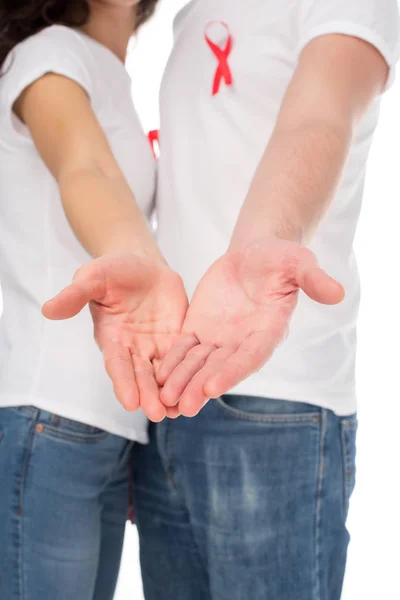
top-left (46, 0), bottom-right (399, 598)
top-left (130, 1), bottom-right (400, 599)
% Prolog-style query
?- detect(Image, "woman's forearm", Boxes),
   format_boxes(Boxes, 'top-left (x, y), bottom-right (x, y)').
top-left (59, 167), bottom-right (164, 263)
top-left (15, 73), bottom-right (164, 265)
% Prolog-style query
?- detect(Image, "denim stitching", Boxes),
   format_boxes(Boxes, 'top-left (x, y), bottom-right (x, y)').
top-left (15, 501), bottom-right (23, 599)
top-left (18, 410), bottom-right (39, 516)
top-left (314, 409), bottom-right (327, 600)
top-left (342, 418), bottom-right (358, 430)
top-left (166, 420), bottom-right (176, 489)
top-left (99, 440), bottom-right (133, 501)
top-left (18, 408), bottom-right (39, 600)
top-left (117, 440), bottom-right (134, 471)
top-left (37, 424), bottom-right (109, 444)
top-left (158, 422), bottom-right (210, 589)
top-left (169, 423), bottom-right (211, 592)
top-left (216, 398), bottom-right (320, 424)
top-left (340, 422), bottom-right (356, 518)
top-left (340, 424), bottom-right (348, 517)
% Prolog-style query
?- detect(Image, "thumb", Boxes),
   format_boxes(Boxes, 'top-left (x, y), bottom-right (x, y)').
top-left (42, 269), bottom-right (105, 320)
top-left (297, 254), bottom-right (345, 306)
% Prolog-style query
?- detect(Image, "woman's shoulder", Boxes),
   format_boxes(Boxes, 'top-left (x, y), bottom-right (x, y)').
top-left (0, 25), bottom-right (97, 123)
top-left (5, 25), bottom-right (89, 64)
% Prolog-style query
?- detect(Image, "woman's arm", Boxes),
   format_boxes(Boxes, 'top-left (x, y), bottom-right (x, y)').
top-left (14, 73), bottom-right (164, 263)
top-left (14, 73), bottom-right (187, 420)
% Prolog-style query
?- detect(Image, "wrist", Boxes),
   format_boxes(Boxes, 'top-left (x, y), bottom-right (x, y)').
top-left (228, 229), bottom-right (304, 257)
top-left (94, 222), bottom-right (167, 266)
top-left (229, 222), bottom-right (305, 255)
top-left (225, 237), bottom-right (308, 280)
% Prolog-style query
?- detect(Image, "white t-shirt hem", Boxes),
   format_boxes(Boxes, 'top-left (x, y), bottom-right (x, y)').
top-left (297, 21), bottom-right (399, 91)
top-left (0, 394), bottom-right (149, 443)
top-left (229, 379), bottom-right (357, 417)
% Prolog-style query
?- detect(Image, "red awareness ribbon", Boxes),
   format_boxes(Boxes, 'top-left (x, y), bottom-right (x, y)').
top-left (148, 129), bottom-right (160, 159)
top-left (205, 22), bottom-right (233, 96)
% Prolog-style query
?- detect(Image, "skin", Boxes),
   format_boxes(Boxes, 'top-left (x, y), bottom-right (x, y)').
top-left (21, 20), bottom-right (388, 421)
top-left (157, 34), bottom-right (388, 418)
top-left (15, 0), bottom-right (187, 421)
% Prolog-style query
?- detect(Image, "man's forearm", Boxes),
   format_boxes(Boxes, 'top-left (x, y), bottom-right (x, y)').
top-left (230, 119), bottom-right (351, 251)
top-left (59, 168), bottom-right (165, 263)
top-left (230, 33), bottom-right (388, 254)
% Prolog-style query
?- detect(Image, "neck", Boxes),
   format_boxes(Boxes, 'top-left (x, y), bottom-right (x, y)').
top-left (81, 2), bottom-right (137, 63)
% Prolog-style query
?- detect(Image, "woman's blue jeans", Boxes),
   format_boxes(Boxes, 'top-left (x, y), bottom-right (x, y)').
top-left (0, 406), bottom-right (132, 600)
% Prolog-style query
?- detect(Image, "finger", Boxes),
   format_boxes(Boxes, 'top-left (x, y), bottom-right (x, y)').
top-left (296, 252), bottom-right (344, 306)
top-left (299, 267), bottom-right (345, 305)
top-left (133, 355), bottom-right (166, 423)
top-left (178, 347), bottom-right (234, 417)
top-left (42, 279), bottom-right (104, 320)
top-left (203, 330), bottom-right (283, 400)
top-left (160, 344), bottom-right (216, 407)
top-left (103, 342), bottom-right (140, 411)
top-left (156, 334), bottom-right (199, 386)
top-left (166, 406), bottom-right (181, 419)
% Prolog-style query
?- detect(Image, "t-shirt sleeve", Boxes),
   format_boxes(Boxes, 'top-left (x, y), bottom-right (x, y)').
top-left (0, 26), bottom-right (95, 140)
top-left (297, 0), bottom-right (400, 90)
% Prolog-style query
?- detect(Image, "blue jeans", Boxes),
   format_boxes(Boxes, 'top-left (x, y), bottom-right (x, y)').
top-left (0, 406), bottom-right (132, 600)
top-left (133, 396), bottom-right (357, 600)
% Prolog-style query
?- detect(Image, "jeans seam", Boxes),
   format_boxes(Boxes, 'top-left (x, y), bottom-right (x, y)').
top-left (167, 421), bottom-right (176, 488)
top-left (314, 408), bottom-right (327, 600)
top-left (340, 421), bottom-right (356, 519)
top-left (17, 408), bottom-right (39, 600)
top-left (15, 509), bottom-right (23, 600)
top-left (215, 398), bottom-right (321, 424)
top-left (161, 423), bottom-right (210, 590)
top-left (18, 410), bottom-right (39, 516)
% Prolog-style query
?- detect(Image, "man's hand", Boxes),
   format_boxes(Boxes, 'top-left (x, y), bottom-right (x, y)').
top-left (42, 253), bottom-right (188, 422)
top-left (156, 34), bottom-right (385, 419)
top-left (157, 239), bottom-right (344, 417)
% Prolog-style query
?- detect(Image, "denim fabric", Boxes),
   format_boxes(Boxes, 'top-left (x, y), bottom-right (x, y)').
top-left (0, 406), bottom-right (132, 600)
top-left (133, 396), bottom-right (357, 600)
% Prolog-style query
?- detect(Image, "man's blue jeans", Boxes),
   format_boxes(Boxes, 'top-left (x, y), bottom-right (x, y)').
top-left (0, 406), bottom-right (132, 600)
top-left (133, 396), bottom-right (357, 600)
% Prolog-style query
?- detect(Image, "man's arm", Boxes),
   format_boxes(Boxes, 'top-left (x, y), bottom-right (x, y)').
top-left (158, 34), bottom-right (389, 416)
top-left (230, 34), bottom-right (388, 250)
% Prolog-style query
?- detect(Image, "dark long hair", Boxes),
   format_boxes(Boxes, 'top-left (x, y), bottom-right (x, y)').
top-left (0, 0), bottom-right (158, 69)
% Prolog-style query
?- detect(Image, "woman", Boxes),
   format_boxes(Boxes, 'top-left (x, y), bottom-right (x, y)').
top-left (0, 1), bottom-right (187, 598)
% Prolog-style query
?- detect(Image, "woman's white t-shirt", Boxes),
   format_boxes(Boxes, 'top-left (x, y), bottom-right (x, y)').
top-left (0, 26), bottom-right (155, 442)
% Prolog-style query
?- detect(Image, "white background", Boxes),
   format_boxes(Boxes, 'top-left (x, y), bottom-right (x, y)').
top-left (116, 1), bottom-right (400, 598)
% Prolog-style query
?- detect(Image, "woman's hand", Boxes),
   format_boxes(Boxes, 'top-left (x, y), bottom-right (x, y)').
top-left (43, 253), bottom-right (188, 422)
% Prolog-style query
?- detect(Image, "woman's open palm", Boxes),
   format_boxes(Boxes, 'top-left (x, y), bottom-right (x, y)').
top-left (43, 253), bottom-right (188, 422)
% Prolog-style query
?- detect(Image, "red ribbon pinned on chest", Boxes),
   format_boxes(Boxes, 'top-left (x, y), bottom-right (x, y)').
top-left (148, 129), bottom-right (160, 159)
top-left (205, 22), bottom-right (233, 96)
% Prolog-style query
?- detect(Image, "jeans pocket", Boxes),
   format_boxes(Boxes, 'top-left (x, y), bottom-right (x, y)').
top-left (39, 416), bottom-right (109, 445)
top-left (340, 415), bottom-right (358, 518)
top-left (216, 395), bottom-right (321, 424)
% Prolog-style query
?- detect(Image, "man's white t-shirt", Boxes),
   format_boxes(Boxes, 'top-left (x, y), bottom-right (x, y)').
top-left (0, 26), bottom-right (155, 441)
top-left (157, 0), bottom-right (400, 416)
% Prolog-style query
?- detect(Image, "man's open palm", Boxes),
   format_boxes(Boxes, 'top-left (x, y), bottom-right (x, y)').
top-left (42, 253), bottom-right (188, 422)
top-left (158, 239), bottom-right (344, 417)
